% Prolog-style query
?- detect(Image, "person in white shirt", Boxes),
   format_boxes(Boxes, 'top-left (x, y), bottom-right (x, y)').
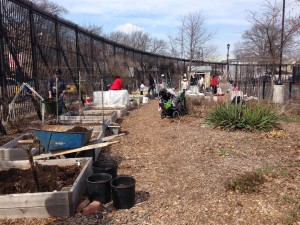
top-left (160, 74), bottom-right (167, 89)
top-left (181, 74), bottom-right (189, 92)
top-left (140, 81), bottom-right (145, 95)
top-left (198, 75), bottom-right (204, 93)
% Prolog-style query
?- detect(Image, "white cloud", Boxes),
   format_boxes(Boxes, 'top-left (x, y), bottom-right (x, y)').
top-left (114, 23), bottom-right (144, 34)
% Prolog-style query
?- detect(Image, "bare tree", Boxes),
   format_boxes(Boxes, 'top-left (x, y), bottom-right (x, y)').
top-left (29, 0), bottom-right (68, 16)
top-left (106, 31), bottom-right (129, 45)
top-left (237, 0), bottom-right (300, 100)
top-left (129, 31), bottom-right (150, 51)
top-left (147, 38), bottom-right (168, 55)
top-left (107, 30), bottom-right (168, 54)
top-left (238, 0), bottom-right (300, 65)
top-left (82, 24), bottom-right (103, 36)
top-left (170, 11), bottom-right (214, 68)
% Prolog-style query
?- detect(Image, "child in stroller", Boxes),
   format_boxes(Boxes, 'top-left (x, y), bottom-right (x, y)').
top-left (158, 89), bottom-right (187, 119)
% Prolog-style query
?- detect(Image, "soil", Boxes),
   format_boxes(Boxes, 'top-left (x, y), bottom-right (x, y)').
top-left (0, 97), bottom-right (299, 224)
top-left (0, 165), bottom-right (82, 194)
top-left (66, 126), bottom-right (90, 133)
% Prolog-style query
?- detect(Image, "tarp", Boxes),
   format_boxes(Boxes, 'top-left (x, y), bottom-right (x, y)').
top-left (93, 90), bottom-right (130, 107)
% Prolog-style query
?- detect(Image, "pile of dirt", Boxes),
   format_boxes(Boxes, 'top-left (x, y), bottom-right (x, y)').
top-left (0, 164), bottom-right (82, 194)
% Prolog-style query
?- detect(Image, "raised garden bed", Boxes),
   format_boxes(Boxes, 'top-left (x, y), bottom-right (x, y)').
top-left (82, 105), bottom-right (129, 118)
top-left (58, 110), bottom-right (117, 124)
top-left (0, 157), bottom-right (92, 218)
top-left (0, 134), bottom-right (40, 161)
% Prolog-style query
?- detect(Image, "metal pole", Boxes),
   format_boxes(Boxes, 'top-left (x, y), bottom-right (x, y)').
top-left (101, 78), bottom-right (104, 124)
top-left (278, 0), bottom-right (285, 84)
top-left (56, 77), bottom-right (58, 123)
top-left (227, 44), bottom-right (230, 81)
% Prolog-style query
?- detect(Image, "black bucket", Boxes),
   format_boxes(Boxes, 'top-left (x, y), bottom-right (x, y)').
top-left (92, 160), bottom-right (118, 179)
top-left (42, 98), bottom-right (57, 114)
top-left (86, 173), bottom-right (112, 204)
top-left (110, 176), bottom-right (136, 209)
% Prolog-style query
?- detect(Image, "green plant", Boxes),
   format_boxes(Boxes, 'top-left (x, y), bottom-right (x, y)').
top-left (282, 194), bottom-right (294, 202)
top-left (280, 115), bottom-right (300, 123)
top-left (217, 148), bottom-right (235, 157)
top-left (285, 206), bottom-right (300, 224)
top-left (257, 162), bottom-right (299, 177)
top-left (206, 103), bottom-right (279, 132)
top-left (225, 171), bottom-right (266, 193)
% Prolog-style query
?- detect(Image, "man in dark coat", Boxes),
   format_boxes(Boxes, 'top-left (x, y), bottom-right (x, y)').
top-left (47, 68), bottom-right (66, 115)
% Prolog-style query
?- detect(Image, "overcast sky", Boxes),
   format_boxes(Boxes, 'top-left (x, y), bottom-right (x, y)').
top-left (52, 0), bottom-right (280, 60)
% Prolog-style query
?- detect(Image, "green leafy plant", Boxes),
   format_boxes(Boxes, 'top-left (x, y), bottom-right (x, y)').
top-left (206, 103), bottom-right (279, 131)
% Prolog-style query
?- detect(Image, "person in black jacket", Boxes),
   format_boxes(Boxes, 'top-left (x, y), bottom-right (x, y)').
top-left (47, 68), bottom-right (66, 115)
top-left (148, 74), bottom-right (155, 99)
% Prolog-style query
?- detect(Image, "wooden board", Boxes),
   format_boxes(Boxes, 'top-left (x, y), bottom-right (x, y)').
top-left (101, 133), bottom-right (125, 142)
top-left (33, 141), bottom-right (118, 160)
top-left (0, 134), bottom-right (39, 161)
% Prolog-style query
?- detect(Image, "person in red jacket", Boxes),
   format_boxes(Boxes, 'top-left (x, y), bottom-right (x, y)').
top-left (110, 76), bottom-right (123, 90)
top-left (210, 75), bottom-right (218, 94)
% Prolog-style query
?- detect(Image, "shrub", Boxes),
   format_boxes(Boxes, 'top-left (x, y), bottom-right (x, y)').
top-left (205, 103), bottom-right (279, 131)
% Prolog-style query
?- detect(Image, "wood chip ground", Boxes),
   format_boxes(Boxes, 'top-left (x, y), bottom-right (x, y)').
top-left (0, 99), bottom-right (299, 225)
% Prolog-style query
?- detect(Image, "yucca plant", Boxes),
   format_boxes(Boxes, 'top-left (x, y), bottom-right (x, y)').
top-left (206, 103), bottom-right (279, 132)
top-left (242, 104), bottom-right (279, 131)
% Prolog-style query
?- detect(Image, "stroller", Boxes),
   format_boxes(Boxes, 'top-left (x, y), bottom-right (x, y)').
top-left (158, 89), bottom-right (187, 119)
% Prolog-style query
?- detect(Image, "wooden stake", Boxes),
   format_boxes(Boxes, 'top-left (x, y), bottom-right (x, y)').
top-left (18, 140), bottom-right (40, 192)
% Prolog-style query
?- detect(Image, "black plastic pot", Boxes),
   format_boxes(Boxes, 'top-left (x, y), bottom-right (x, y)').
top-left (110, 176), bottom-right (136, 209)
top-left (42, 98), bottom-right (57, 114)
top-left (92, 160), bottom-right (118, 179)
top-left (86, 173), bottom-right (112, 204)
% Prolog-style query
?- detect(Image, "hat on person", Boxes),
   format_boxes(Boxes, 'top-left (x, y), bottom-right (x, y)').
top-left (183, 73), bottom-right (187, 77)
top-left (161, 74), bottom-right (164, 77)
top-left (54, 68), bottom-right (61, 75)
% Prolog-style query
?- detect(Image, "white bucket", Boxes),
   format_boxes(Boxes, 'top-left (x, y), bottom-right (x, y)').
top-left (273, 84), bottom-right (284, 104)
top-left (142, 96), bottom-right (149, 104)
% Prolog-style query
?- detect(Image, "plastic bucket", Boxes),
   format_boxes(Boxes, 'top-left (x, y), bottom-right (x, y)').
top-left (92, 160), bottom-right (118, 179)
top-left (86, 173), bottom-right (112, 204)
top-left (142, 96), bottom-right (149, 103)
top-left (84, 97), bottom-right (93, 104)
top-left (110, 176), bottom-right (136, 209)
top-left (42, 98), bottom-right (57, 114)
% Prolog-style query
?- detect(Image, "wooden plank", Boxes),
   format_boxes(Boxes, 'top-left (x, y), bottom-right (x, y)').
top-left (33, 141), bottom-right (118, 160)
top-left (0, 192), bottom-right (69, 208)
top-left (0, 205), bottom-right (70, 218)
top-left (0, 158), bottom-right (90, 170)
top-left (101, 133), bottom-right (125, 142)
top-left (69, 158), bottom-right (93, 215)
